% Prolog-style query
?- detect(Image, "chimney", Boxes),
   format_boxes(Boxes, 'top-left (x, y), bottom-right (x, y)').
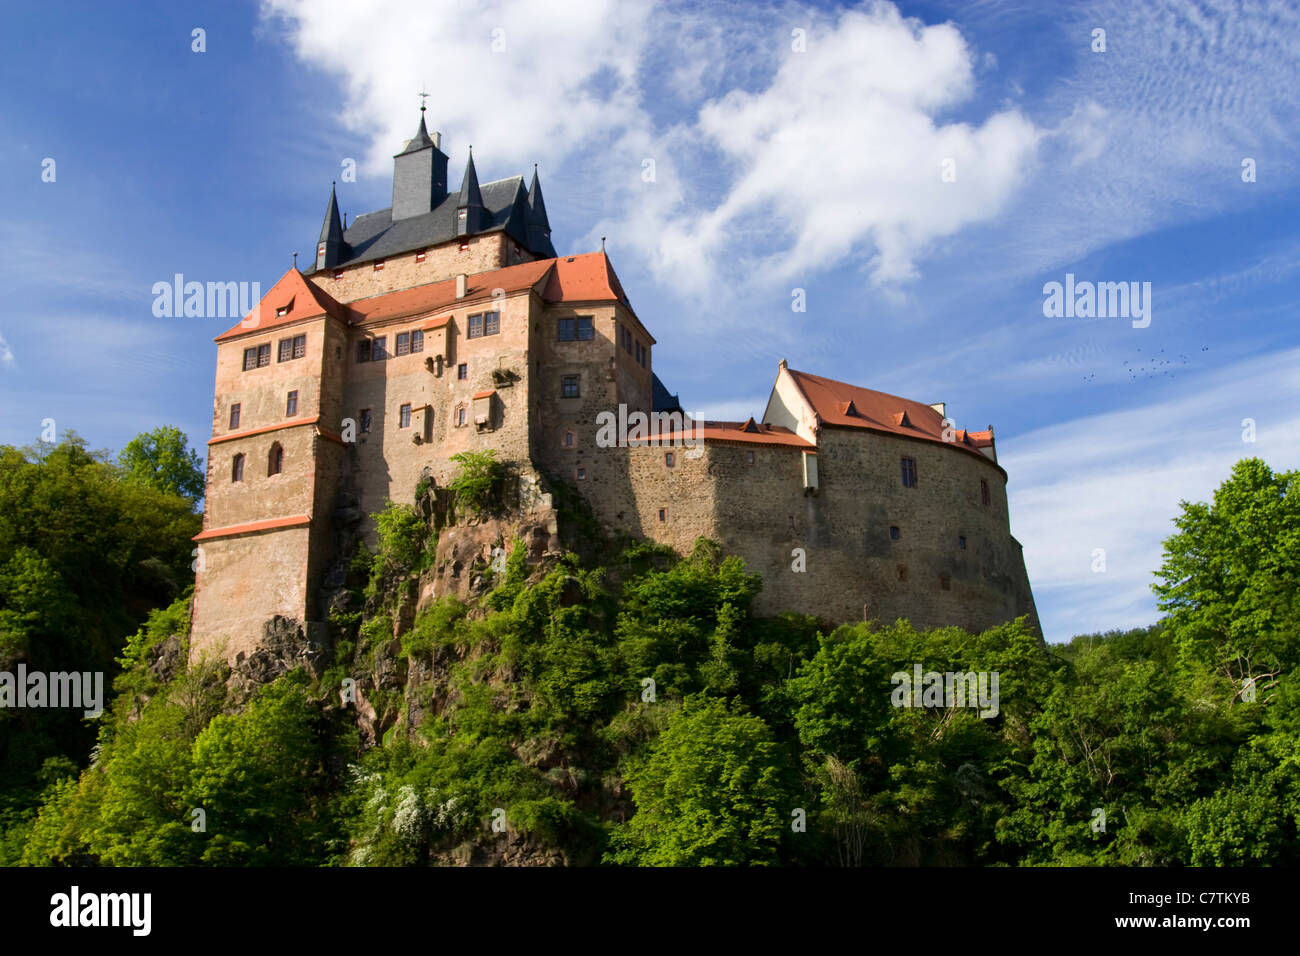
top-left (431, 130), bottom-right (441, 149)
top-left (929, 402), bottom-right (946, 417)
top-left (456, 273), bottom-right (467, 298)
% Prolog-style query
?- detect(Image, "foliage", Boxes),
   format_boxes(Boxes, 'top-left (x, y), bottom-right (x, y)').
top-left (447, 449), bottom-right (504, 514)
top-left (117, 425), bottom-right (206, 502)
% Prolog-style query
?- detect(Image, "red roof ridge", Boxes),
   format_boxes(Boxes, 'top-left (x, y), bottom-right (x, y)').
top-left (215, 268), bottom-right (348, 341)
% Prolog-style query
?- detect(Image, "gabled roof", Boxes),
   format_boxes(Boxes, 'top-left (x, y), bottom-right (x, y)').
top-left (215, 268), bottom-right (348, 342)
top-left (783, 368), bottom-right (998, 462)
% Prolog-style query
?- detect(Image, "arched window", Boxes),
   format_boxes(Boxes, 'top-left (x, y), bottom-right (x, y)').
top-left (231, 453), bottom-right (245, 483)
top-left (268, 442), bottom-right (283, 476)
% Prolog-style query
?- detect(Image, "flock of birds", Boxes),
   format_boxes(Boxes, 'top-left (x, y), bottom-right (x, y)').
top-left (1080, 345), bottom-right (1210, 383)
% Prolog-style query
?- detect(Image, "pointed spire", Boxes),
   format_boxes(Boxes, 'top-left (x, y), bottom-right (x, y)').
top-left (528, 164), bottom-right (550, 231)
top-left (456, 147), bottom-right (486, 236)
top-left (458, 147), bottom-right (484, 208)
top-left (315, 182), bottom-right (346, 271)
top-left (398, 113), bottom-right (435, 155)
top-left (526, 164), bottom-right (555, 256)
top-left (318, 182), bottom-right (344, 244)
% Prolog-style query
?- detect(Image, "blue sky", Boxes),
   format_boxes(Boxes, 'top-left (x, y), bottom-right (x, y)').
top-left (2, 0), bottom-right (1298, 641)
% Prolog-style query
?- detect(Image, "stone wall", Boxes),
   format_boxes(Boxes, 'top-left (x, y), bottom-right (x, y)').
top-left (313, 233), bottom-right (535, 305)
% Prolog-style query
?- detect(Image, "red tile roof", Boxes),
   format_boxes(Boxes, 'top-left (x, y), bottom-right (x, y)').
top-left (627, 419), bottom-right (813, 450)
top-left (472, 389), bottom-right (496, 400)
top-left (215, 269), bottom-right (348, 342)
top-left (543, 252), bottom-right (652, 340)
top-left (351, 259), bottom-right (554, 326)
top-left (784, 368), bottom-right (997, 461)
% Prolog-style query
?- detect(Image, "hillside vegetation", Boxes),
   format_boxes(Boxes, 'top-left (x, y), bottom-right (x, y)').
top-left (3, 439), bottom-right (1297, 866)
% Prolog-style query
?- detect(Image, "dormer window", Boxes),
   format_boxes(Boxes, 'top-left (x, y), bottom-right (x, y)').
top-left (276, 305), bottom-right (290, 318)
top-left (459, 241), bottom-right (469, 252)
top-left (374, 260), bottom-right (384, 272)
top-left (416, 250), bottom-right (427, 263)
top-left (332, 270), bottom-right (343, 280)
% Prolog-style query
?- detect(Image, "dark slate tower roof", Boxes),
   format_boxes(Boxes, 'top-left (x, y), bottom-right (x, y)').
top-left (527, 165), bottom-right (552, 251)
top-left (305, 120), bottom-right (557, 274)
top-left (314, 183), bottom-right (347, 271)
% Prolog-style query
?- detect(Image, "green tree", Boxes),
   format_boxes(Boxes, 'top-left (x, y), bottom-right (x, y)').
top-left (606, 696), bottom-right (793, 865)
top-left (117, 425), bottom-right (205, 501)
top-left (1154, 458), bottom-right (1300, 701)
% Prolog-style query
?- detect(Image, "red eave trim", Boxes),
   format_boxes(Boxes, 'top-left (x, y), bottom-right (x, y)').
top-left (193, 513), bottom-right (311, 542)
top-left (472, 389), bottom-right (495, 399)
top-left (209, 417), bottom-right (320, 445)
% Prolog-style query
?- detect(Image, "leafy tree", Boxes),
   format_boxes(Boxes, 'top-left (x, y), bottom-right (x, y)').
top-left (117, 425), bottom-right (205, 502)
top-left (1154, 458), bottom-right (1300, 702)
top-left (606, 695), bottom-right (793, 866)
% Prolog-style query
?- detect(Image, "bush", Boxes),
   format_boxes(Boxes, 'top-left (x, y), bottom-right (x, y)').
top-left (448, 450), bottom-right (504, 514)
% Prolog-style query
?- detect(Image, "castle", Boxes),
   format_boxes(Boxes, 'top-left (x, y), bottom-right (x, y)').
top-left (190, 113), bottom-right (1039, 662)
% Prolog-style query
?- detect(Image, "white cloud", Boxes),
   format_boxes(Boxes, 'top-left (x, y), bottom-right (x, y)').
top-left (0, 332), bottom-right (13, 369)
top-left (999, 346), bottom-right (1300, 641)
top-left (648, 4), bottom-right (1041, 290)
top-left (259, 0), bottom-right (656, 176)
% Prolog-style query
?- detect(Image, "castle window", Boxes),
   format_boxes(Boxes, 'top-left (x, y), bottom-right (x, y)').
top-left (557, 318), bottom-right (575, 341)
top-left (268, 443), bottom-right (283, 477)
top-left (577, 317), bottom-right (594, 340)
top-left (562, 375), bottom-right (579, 399)
top-left (897, 565), bottom-right (909, 582)
top-left (357, 340), bottom-right (372, 363)
top-left (286, 390), bottom-right (298, 417)
top-left (458, 363), bottom-right (468, 380)
top-left (396, 332), bottom-right (411, 356)
top-left (468, 314), bottom-right (484, 338)
top-left (459, 240), bottom-right (469, 252)
top-left (372, 337), bottom-right (387, 361)
top-left (980, 478), bottom-right (990, 507)
top-left (747, 451), bottom-right (755, 465)
top-left (416, 250), bottom-right (426, 263)
top-left (374, 260), bottom-right (384, 272)
top-left (564, 431), bottom-right (575, 448)
top-left (333, 269), bottom-right (343, 280)
top-left (455, 405), bottom-right (467, 427)
top-left (557, 316), bottom-right (595, 342)
top-left (658, 508), bottom-right (666, 522)
top-left (335, 346), bottom-right (341, 361)
top-left (889, 526), bottom-right (901, 540)
top-left (959, 535), bottom-right (967, 550)
top-left (229, 403), bottom-right (241, 429)
top-left (410, 330), bottom-right (424, 353)
top-left (665, 452), bottom-right (675, 468)
top-left (576, 467), bottom-right (586, 480)
top-left (360, 409), bottom-right (372, 434)
top-left (243, 344), bottom-right (270, 370)
top-left (293, 335), bottom-right (305, 359)
top-left (940, 574), bottom-right (951, 591)
top-left (901, 457), bottom-right (917, 488)
top-left (484, 311), bottom-right (500, 335)
top-left (399, 403), bottom-right (412, 429)
top-left (231, 453), bottom-right (244, 483)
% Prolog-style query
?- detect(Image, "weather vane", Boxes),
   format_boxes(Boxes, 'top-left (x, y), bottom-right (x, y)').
top-left (418, 89), bottom-right (429, 113)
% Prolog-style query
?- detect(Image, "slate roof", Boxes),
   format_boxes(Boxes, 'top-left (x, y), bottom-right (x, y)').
top-left (305, 174), bottom-right (556, 276)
